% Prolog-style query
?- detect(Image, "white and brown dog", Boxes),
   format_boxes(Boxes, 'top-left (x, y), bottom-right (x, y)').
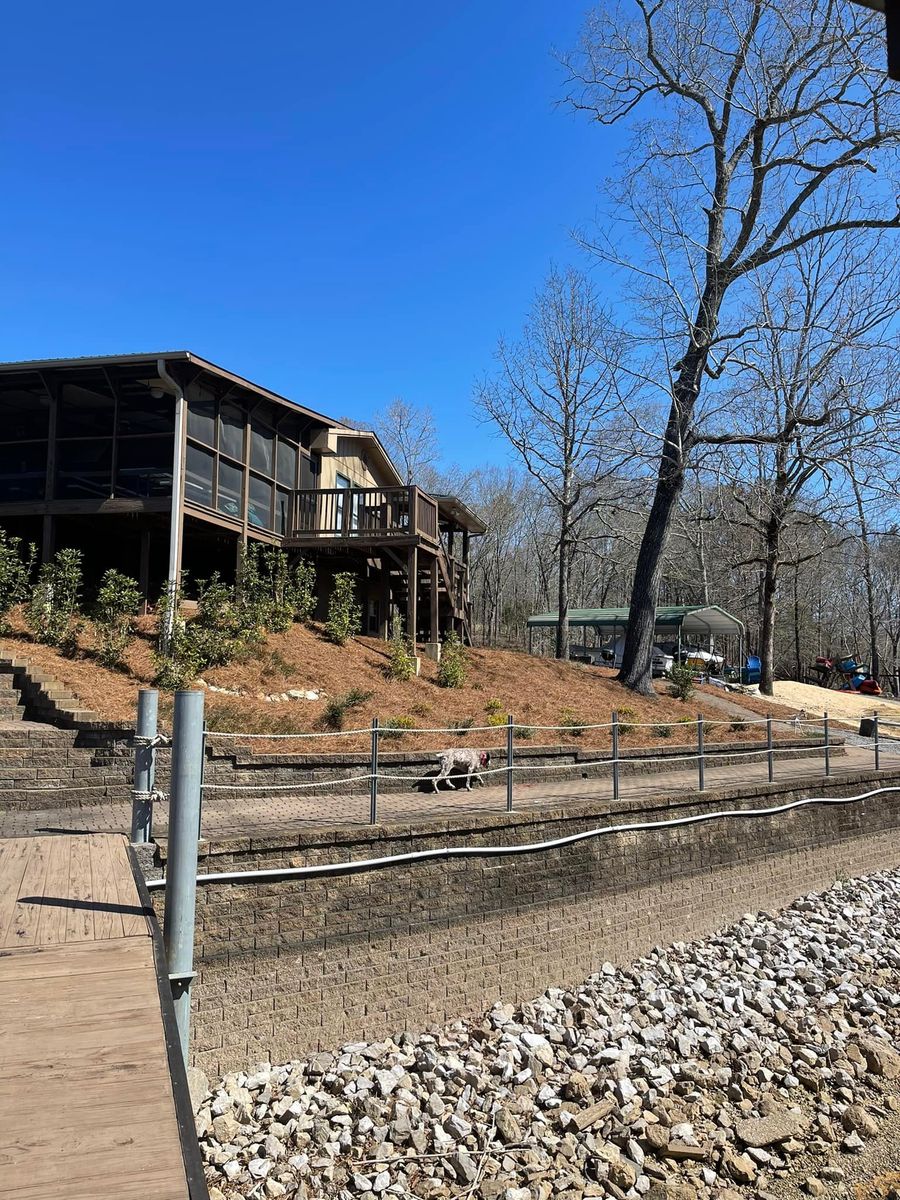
top-left (431, 748), bottom-right (491, 792)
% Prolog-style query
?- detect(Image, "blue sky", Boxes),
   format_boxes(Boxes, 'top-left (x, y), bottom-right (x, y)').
top-left (1, 1), bottom-right (616, 470)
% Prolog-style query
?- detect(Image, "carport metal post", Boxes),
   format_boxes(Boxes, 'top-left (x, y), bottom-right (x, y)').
top-left (131, 688), bottom-right (158, 844)
top-left (506, 715), bottom-right (514, 812)
top-left (163, 688), bottom-right (205, 1066)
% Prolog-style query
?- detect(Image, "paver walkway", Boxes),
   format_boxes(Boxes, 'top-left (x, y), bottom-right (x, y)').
top-left (0, 744), bottom-right (895, 842)
top-left (0, 833), bottom-right (203, 1199)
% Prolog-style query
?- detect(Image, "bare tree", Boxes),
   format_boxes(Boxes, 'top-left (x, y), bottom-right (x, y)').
top-left (474, 266), bottom-right (632, 659)
top-left (371, 398), bottom-right (440, 486)
top-left (562, 0), bottom-right (900, 693)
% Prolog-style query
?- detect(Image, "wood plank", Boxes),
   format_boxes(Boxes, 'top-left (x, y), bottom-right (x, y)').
top-left (5, 837), bottom-right (52, 948)
top-left (109, 837), bottom-right (152, 937)
top-left (35, 834), bottom-right (71, 945)
top-left (87, 835), bottom-right (125, 940)
top-left (0, 934), bottom-right (151, 980)
top-left (0, 839), bottom-right (32, 948)
top-left (63, 836), bottom-right (94, 942)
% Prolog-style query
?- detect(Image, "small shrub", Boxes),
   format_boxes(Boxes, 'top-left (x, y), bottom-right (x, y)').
top-left (653, 723), bottom-right (672, 739)
top-left (667, 663), bottom-right (695, 702)
top-left (451, 716), bottom-right (475, 737)
top-left (291, 555), bottom-right (317, 624)
top-left (261, 649), bottom-right (297, 680)
top-left (514, 724), bottom-right (534, 740)
top-left (438, 632), bottom-right (467, 688)
top-left (0, 530), bottom-right (35, 633)
top-left (153, 577), bottom-right (203, 690)
top-left (326, 573), bottom-right (362, 645)
top-left (616, 705), bottom-right (638, 736)
top-left (92, 569), bottom-right (141, 669)
top-left (486, 712), bottom-right (508, 728)
top-left (730, 719), bottom-right (748, 733)
top-left (322, 687), bottom-right (372, 730)
top-left (560, 707), bottom-right (584, 737)
top-left (484, 698), bottom-right (503, 715)
top-left (380, 715), bottom-right (416, 740)
top-left (386, 619), bottom-right (416, 682)
top-left (26, 548), bottom-right (83, 654)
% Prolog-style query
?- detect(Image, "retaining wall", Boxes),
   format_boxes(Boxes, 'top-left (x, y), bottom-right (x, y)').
top-left (149, 765), bottom-right (900, 1078)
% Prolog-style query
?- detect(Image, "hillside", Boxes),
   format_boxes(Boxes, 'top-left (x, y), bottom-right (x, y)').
top-left (0, 613), bottom-right (795, 751)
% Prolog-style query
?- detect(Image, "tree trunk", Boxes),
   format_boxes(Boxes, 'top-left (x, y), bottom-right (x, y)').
top-left (759, 514), bottom-right (780, 696)
top-left (849, 473), bottom-right (880, 680)
top-left (556, 527), bottom-right (571, 660)
top-left (792, 567), bottom-right (803, 681)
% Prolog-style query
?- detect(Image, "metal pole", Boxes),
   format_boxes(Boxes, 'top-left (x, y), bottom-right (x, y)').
top-left (697, 713), bottom-right (705, 791)
top-left (370, 717), bottom-right (379, 825)
top-left (506, 715), bottom-right (514, 812)
top-left (874, 713), bottom-right (881, 771)
top-left (824, 711), bottom-right (831, 777)
top-left (612, 711), bottom-right (620, 801)
top-left (766, 713), bottom-right (774, 783)
top-left (131, 688), bottom-right (158, 844)
top-left (163, 688), bottom-right (205, 1066)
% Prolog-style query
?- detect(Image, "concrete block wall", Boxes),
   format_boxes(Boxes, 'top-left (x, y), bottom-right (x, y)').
top-left (148, 766), bottom-right (900, 1077)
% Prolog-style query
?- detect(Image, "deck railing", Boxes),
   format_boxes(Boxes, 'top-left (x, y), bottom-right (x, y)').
top-left (290, 485), bottom-right (440, 544)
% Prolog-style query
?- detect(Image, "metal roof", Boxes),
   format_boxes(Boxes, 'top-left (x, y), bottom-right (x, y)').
top-left (527, 605), bottom-right (745, 636)
top-left (431, 494), bottom-right (488, 535)
top-left (0, 350), bottom-right (348, 433)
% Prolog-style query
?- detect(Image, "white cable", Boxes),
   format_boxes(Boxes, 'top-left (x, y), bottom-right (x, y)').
top-left (207, 727), bottom-right (373, 740)
top-left (143, 785), bottom-right (900, 890)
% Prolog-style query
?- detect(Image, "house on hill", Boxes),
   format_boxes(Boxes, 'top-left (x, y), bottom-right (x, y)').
top-left (0, 352), bottom-right (484, 644)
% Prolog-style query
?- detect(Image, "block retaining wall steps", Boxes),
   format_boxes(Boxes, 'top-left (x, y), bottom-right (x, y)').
top-left (144, 765), bottom-right (900, 1077)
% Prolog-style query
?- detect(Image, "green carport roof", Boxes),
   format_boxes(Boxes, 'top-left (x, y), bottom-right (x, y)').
top-left (526, 605), bottom-right (744, 636)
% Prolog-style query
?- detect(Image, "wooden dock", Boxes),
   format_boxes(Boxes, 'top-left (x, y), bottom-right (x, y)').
top-left (0, 834), bottom-right (206, 1200)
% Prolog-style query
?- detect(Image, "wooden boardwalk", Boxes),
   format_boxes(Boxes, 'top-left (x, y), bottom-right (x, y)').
top-left (0, 834), bottom-right (205, 1200)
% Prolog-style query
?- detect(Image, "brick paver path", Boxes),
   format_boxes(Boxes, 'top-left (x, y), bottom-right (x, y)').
top-left (0, 743), bottom-right (895, 841)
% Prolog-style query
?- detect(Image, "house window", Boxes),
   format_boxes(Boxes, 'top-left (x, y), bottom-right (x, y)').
top-left (219, 402), bottom-right (244, 460)
top-left (276, 438), bottom-right (297, 489)
top-left (250, 421), bottom-right (274, 476)
top-left (217, 459), bottom-right (243, 519)
top-left (185, 443), bottom-right (214, 508)
top-left (187, 396), bottom-right (216, 447)
top-left (248, 473), bottom-right (273, 530)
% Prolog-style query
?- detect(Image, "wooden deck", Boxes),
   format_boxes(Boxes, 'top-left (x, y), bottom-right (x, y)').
top-left (0, 834), bottom-right (204, 1200)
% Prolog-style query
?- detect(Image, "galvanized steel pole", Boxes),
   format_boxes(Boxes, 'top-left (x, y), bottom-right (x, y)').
top-left (506, 715), bottom-right (514, 812)
top-left (131, 688), bottom-right (158, 844)
top-left (875, 714), bottom-right (881, 771)
top-left (370, 718), bottom-right (379, 825)
top-left (824, 712), bottom-right (831, 777)
top-left (766, 714), bottom-right (774, 783)
top-left (612, 712), bottom-right (620, 801)
top-left (163, 688), bottom-right (205, 1066)
top-left (697, 714), bottom-right (705, 791)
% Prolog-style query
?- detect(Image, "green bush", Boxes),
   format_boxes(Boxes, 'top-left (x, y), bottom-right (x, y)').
top-left (730, 719), bottom-right (748, 733)
top-left (386, 619), bottom-right (417, 681)
top-left (653, 723), bottom-right (672, 739)
top-left (379, 715), bottom-right (416, 740)
top-left (438, 632), bottom-right (467, 688)
top-left (26, 548), bottom-right (83, 654)
top-left (0, 530), bottom-right (35, 633)
top-left (153, 578), bottom-right (203, 689)
top-left (291, 556), bottom-right (317, 624)
top-left (484, 697), bottom-right (503, 715)
top-left (514, 724), bottom-right (534, 740)
top-left (451, 716), bottom-right (475, 737)
top-left (560, 707), bottom-right (584, 737)
top-left (616, 706), bottom-right (638, 736)
top-left (92, 569), bottom-right (141, 669)
top-left (326, 573), bottom-right (362, 645)
top-left (486, 712), bottom-right (507, 728)
top-left (667, 663), bottom-right (695, 702)
top-left (322, 687), bottom-right (372, 730)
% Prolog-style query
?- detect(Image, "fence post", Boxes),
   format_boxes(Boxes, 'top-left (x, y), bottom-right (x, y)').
top-left (370, 718), bottom-right (379, 825)
top-left (766, 713), bottom-right (774, 783)
top-left (612, 711), bottom-right (620, 801)
top-left (697, 713), bottom-right (705, 791)
top-left (131, 688), bottom-right (158, 844)
top-left (163, 688), bottom-right (205, 1066)
top-left (824, 711), bottom-right (831, 777)
top-left (874, 713), bottom-right (880, 772)
top-left (506, 715), bottom-right (514, 812)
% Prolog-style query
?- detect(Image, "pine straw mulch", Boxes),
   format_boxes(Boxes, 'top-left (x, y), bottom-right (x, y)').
top-left (0, 613), bottom-right (800, 755)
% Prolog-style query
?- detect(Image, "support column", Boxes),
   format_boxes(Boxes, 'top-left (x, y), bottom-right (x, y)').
top-left (139, 528), bottom-right (152, 614)
top-left (380, 559), bottom-right (391, 639)
top-left (429, 555), bottom-right (439, 642)
top-left (407, 545), bottom-right (418, 644)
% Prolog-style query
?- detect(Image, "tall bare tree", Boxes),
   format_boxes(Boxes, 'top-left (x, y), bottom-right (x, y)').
top-left (371, 398), bottom-right (440, 486)
top-left (474, 266), bottom-right (632, 659)
top-left (562, 0), bottom-right (900, 693)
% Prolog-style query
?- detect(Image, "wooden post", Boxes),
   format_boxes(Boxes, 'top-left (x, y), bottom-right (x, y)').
top-left (407, 545), bottom-right (418, 644)
top-left (429, 555), bottom-right (439, 642)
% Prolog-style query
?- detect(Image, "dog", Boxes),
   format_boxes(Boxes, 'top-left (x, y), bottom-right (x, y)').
top-left (431, 748), bottom-right (491, 792)
top-left (792, 708), bottom-right (808, 731)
